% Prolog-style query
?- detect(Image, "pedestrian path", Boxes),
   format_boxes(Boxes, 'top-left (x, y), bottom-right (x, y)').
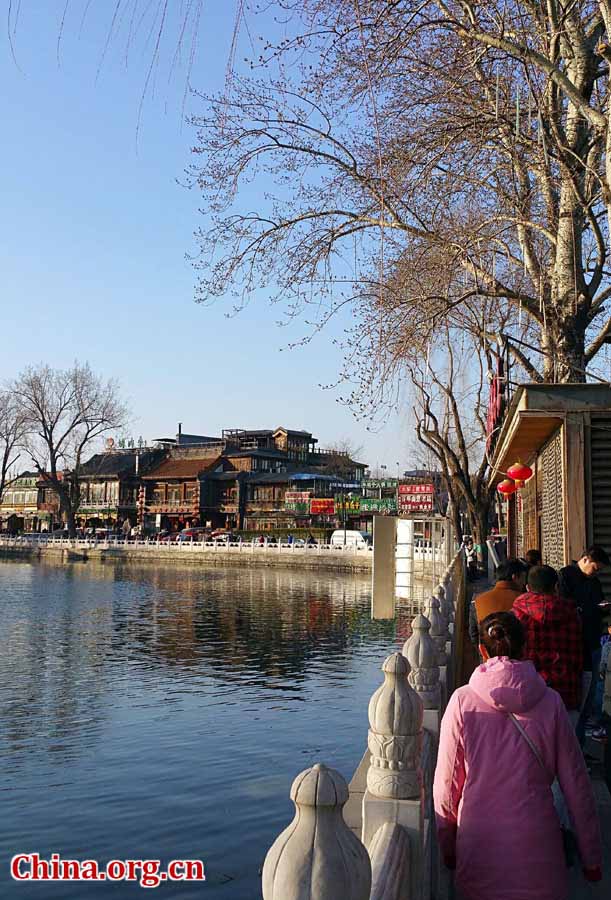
top-left (465, 577), bottom-right (610, 896)
top-left (569, 741), bottom-right (610, 897)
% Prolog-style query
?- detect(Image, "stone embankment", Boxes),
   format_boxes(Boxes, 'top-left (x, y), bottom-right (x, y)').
top-left (0, 538), bottom-right (373, 573)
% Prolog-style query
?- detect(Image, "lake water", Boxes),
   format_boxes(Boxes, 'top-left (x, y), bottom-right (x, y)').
top-left (0, 558), bottom-right (410, 899)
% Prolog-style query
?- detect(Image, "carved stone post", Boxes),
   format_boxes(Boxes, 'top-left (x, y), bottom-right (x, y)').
top-left (424, 594), bottom-right (451, 702)
top-left (366, 652), bottom-right (423, 800)
top-left (362, 653), bottom-right (426, 900)
top-left (403, 614), bottom-right (441, 736)
top-left (262, 763), bottom-right (371, 900)
top-left (423, 596), bottom-right (447, 666)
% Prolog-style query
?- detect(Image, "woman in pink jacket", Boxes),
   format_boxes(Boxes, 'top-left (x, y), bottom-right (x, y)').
top-left (433, 611), bottom-right (602, 900)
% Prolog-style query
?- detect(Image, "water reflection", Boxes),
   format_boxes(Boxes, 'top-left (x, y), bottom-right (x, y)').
top-left (0, 559), bottom-right (397, 899)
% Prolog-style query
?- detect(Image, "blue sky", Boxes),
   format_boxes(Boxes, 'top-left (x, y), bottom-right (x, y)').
top-left (0, 2), bottom-right (411, 470)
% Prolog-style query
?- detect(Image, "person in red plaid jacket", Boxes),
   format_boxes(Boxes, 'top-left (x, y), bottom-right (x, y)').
top-left (512, 565), bottom-right (583, 718)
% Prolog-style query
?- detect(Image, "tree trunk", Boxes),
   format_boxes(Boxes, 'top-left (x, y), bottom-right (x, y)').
top-left (544, 314), bottom-right (588, 383)
top-left (469, 504), bottom-right (490, 571)
top-left (65, 506), bottom-right (77, 539)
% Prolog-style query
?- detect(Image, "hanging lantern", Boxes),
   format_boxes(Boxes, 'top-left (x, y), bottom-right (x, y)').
top-left (506, 461), bottom-right (533, 482)
top-left (514, 479), bottom-right (525, 489)
top-left (497, 479), bottom-right (518, 496)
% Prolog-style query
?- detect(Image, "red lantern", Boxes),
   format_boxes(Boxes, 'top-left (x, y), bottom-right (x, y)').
top-left (506, 461), bottom-right (533, 482)
top-left (497, 479), bottom-right (518, 496)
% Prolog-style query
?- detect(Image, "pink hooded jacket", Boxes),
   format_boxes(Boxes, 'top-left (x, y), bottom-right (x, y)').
top-left (433, 657), bottom-right (601, 900)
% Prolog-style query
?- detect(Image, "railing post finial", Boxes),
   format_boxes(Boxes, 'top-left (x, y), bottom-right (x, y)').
top-left (262, 763), bottom-right (371, 900)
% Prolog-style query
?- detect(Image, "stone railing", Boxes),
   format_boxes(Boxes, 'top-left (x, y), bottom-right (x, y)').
top-left (262, 549), bottom-right (466, 900)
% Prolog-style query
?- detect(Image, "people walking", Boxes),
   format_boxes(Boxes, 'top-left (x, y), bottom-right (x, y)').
top-left (433, 612), bottom-right (602, 900)
top-left (512, 565), bottom-right (583, 719)
top-left (559, 545), bottom-right (611, 745)
top-left (468, 559), bottom-right (526, 646)
top-left (602, 646), bottom-right (611, 797)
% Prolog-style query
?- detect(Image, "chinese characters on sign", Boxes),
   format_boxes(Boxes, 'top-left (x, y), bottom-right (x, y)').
top-left (397, 483), bottom-right (435, 514)
top-left (285, 490), bottom-right (311, 514)
top-left (334, 496), bottom-right (361, 513)
top-left (360, 497), bottom-right (397, 513)
top-left (309, 498), bottom-right (336, 515)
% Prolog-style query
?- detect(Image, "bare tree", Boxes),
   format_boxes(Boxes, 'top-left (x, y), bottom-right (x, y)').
top-left (0, 389), bottom-right (27, 503)
top-left (189, 0), bottom-right (611, 385)
top-left (12, 363), bottom-right (128, 537)
top-left (318, 438), bottom-right (364, 481)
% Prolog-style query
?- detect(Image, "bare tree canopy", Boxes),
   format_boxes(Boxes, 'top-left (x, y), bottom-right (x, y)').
top-left (12, 363), bottom-right (128, 537)
top-left (0, 390), bottom-right (27, 502)
top-left (189, 0), bottom-right (611, 387)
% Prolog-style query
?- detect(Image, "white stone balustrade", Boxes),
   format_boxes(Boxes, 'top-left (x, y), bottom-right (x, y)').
top-left (261, 548), bottom-right (466, 900)
top-left (262, 763), bottom-right (371, 900)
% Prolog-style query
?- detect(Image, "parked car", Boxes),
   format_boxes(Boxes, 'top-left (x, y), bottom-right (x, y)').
top-left (329, 529), bottom-right (372, 549)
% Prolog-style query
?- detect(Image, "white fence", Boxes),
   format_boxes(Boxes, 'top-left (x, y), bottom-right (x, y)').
top-left (0, 535), bottom-right (373, 556)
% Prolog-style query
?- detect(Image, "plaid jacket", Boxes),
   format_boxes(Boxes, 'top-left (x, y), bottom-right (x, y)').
top-left (512, 591), bottom-right (583, 710)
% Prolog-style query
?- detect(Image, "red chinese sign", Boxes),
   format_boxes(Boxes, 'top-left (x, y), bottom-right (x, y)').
top-left (398, 483), bottom-right (434, 513)
top-left (310, 498), bottom-right (336, 515)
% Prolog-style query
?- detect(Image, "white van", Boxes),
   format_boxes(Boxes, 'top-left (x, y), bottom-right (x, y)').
top-left (330, 529), bottom-right (372, 549)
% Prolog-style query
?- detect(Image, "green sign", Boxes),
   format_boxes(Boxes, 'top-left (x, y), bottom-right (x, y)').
top-left (362, 478), bottom-right (398, 490)
top-left (360, 497), bottom-right (397, 513)
top-left (285, 501), bottom-right (310, 514)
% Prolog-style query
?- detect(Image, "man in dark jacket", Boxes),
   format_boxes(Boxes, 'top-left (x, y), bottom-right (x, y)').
top-left (468, 559), bottom-right (527, 645)
top-left (559, 545), bottom-right (611, 745)
top-left (513, 565), bottom-right (583, 718)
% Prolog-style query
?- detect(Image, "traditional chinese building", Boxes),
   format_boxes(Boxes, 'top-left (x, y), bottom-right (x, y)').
top-left (141, 450), bottom-right (223, 532)
top-left (0, 472), bottom-right (42, 532)
top-left (77, 448), bottom-right (165, 530)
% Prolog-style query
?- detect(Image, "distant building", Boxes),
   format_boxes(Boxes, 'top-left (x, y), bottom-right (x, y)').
top-left (77, 448), bottom-right (165, 529)
top-left (0, 472), bottom-right (41, 533)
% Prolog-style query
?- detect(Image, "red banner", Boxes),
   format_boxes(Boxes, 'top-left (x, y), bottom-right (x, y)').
top-left (310, 498), bottom-right (336, 515)
top-left (398, 483), bottom-right (434, 495)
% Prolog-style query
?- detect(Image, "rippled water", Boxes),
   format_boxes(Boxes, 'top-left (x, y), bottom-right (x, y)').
top-left (0, 559), bottom-right (410, 898)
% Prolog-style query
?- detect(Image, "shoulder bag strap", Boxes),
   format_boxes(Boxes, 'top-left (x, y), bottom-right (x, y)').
top-left (507, 713), bottom-right (552, 783)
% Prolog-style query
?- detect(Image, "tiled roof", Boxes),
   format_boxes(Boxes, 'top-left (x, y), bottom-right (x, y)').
top-left (143, 456), bottom-right (222, 480)
top-left (79, 449), bottom-right (165, 477)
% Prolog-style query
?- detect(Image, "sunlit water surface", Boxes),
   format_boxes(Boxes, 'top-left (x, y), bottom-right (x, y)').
top-left (0, 559), bottom-right (412, 899)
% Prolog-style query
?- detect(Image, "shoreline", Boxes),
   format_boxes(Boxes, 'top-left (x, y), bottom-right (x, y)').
top-left (0, 542), bottom-right (373, 573)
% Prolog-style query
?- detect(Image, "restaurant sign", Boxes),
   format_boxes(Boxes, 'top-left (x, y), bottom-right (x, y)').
top-left (285, 490), bottom-right (311, 514)
top-left (310, 498), bottom-right (336, 515)
top-left (362, 478), bottom-right (398, 490)
top-left (360, 497), bottom-right (397, 513)
top-left (398, 482), bottom-right (434, 513)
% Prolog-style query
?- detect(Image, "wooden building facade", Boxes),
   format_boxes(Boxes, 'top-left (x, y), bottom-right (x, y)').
top-left (490, 384), bottom-right (611, 577)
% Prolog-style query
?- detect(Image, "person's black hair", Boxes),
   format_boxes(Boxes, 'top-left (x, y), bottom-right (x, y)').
top-left (479, 611), bottom-right (525, 660)
top-left (527, 564), bottom-right (558, 594)
top-left (582, 545), bottom-right (611, 567)
top-left (495, 559), bottom-right (527, 582)
top-left (524, 549), bottom-right (542, 567)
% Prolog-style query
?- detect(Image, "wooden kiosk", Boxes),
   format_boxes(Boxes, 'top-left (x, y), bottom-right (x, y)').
top-left (489, 384), bottom-right (611, 576)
